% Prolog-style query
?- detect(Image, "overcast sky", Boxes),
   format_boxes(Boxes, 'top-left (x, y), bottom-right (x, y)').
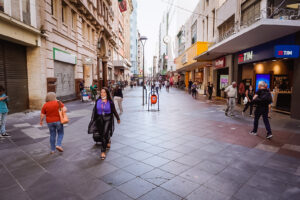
top-left (137, 0), bottom-right (199, 73)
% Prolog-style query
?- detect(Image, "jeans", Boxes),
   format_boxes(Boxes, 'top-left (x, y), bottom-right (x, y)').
top-left (225, 98), bottom-right (236, 116)
top-left (47, 121), bottom-right (64, 151)
top-left (114, 96), bottom-right (123, 113)
top-left (252, 106), bottom-right (272, 134)
top-left (0, 112), bottom-right (7, 134)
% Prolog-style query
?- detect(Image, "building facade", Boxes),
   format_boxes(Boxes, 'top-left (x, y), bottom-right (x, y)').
top-left (130, 0), bottom-right (138, 77)
top-left (194, 0), bottom-right (300, 119)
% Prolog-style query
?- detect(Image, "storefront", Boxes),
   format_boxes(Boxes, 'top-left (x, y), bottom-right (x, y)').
top-left (237, 34), bottom-right (299, 114)
top-left (0, 39), bottom-right (29, 113)
top-left (214, 57), bottom-right (229, 97)
top-left (53, 48), bottom-right (77, 101)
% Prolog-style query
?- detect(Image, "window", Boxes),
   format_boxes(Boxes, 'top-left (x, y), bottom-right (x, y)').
top-left (87, 25), bottom-right (91, 43)
top-left (212, 9), bottom-right (215, 38)
top-left (206, 0), bottom-right (209, 7)
top-left (72, 11), bottom-right (76, 29)
top-left (92, 29), bottom-right (95, 45)
top-left (0, 0), bottom-right (4, 12)
top-left (62, 1), bottom-right (67, 23)
top-left (206, 16), bottom-right (209, 41)
top-left (82, 21), bottom-right (86, 40)
top-left (11, 0), bottom-right (21, 20)
top-left (191, 21), bottom-right (197, 45)
top-left (241, 0), bottom-right (261, 26)
top-left (218, 15), bottom-right (235, 41)
top-left (22, 0), bottom-right (30, 25)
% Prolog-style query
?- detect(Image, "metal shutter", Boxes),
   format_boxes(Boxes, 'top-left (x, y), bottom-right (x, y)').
top-left (0, 39), bottom-right (29, 113)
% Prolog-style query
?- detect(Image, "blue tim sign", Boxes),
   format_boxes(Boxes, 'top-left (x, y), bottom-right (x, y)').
top-left (274, 45), bottom-right (300, 58)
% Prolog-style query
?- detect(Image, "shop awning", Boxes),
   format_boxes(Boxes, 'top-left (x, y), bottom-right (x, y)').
top-left (176, 61), bottom-right (212, 73)
top-left (194, 18), bottom-right (300, 61)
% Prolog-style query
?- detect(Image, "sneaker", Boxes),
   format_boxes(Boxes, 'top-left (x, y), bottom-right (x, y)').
top-left (2, 133), bottom-right (11, 137)
top-left (266, 133), bottom-right (273, 139)
top-left (249, 131), bottom-right (257, 136)
top-left (56, 146), bottom-right (64, 152)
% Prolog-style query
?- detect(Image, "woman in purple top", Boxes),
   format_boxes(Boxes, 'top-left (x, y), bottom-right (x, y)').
top-left (88, 87), bottom-right (120, 160)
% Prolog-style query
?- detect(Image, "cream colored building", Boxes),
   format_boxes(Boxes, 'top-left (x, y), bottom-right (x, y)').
top-left (0, 0), bottom-right (116, 112)
top-left (112, 0), bottom-right (132, 83)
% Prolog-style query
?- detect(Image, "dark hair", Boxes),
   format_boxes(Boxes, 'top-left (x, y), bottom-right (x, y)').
top-left (99, 87), bottom-right (113, 102)
top-left (0, 85), bottom-right (5, 92)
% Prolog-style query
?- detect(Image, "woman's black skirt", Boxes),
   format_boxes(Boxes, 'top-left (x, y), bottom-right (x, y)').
top-left (93, 114), bottom-right (113, 143)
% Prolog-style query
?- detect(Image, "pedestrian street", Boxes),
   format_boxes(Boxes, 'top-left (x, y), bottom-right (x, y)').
top-left (1, 87), bottom-right (300, 200)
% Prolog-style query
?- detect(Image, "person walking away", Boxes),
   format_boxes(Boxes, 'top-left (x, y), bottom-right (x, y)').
top-left (0, 86), bottom-right (10, 137)
top-left (90, 83), bottom-right (98, 104)
top-left (242, 85), bottom-right (254, 117)
top-left (191, 82), bottom-right (197, 99)
top-left (113, 85), bottom-right (123, 114)
top-left (188, 80), bottom-right (193, 94)
top-left (249, 81), bottom-right (273, 139)
top-left (40, 92), bottom-right (67, 154)
top-left (155, 80), bottom-right (160, 94)
top-left (79, 80), bottom-right (85, 101)
top-left (225, 82), bottom-right (237, 116)
top-left (88, 88), bottom-right (120, 160)
top-left (166, 80), bottom-right (170, 92)
top-left (238, 82), bottom-right (245, 104)
top-left (207, 82), bottom-right (213, 100)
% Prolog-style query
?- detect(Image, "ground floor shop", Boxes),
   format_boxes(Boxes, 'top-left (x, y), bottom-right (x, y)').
top-left (0, 39), bottom-right (29, 113)
top-left (236, 34), bottom-right (300, 116)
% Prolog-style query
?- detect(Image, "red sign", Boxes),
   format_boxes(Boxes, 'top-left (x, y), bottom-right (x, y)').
top-left (119, 0), bottom-right (127, 12)
top-left (238, 51), bottom-right (253, 63)
top-left (214, 57), bottom-right (226, 69)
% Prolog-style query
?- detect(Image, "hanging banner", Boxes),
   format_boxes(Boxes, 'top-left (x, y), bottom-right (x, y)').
top-left (118, 0), bottom-right (127, 12)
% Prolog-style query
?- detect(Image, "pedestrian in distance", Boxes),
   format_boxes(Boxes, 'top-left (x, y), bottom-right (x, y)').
top-left (0, 85), bottom-right (10, 137)
top-left (79, 80), bottom-right (85, 101)
top-left (155, 80), bottom-right (160, 94)
top-left (242, 85), bottom-right (254, 117)
top-left (207, 82), bottom-right (213, 100)
top-left (249, 81), bottom-right (273, 139)
top-left (191, 82), bottom-right (197, 99)
top-left (225, 82), bottom-right (237, 117)
top-left (113, 85), bottom-right (124, 115)
top-left (238, 81), bottom-right (245, 104)
top-left (88, 88), bottom-right (120, 160)
top-left (90, 83), bottom-right (98, 104)
top-left (166, 80), bottom-right (170, 92)
top-left (188, 80), bottom-right (193, 94)
top-left (40, 92), bottom-right (67, 154)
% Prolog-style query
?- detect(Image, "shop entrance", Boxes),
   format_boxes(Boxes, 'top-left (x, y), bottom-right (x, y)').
top-left (217, 68), bottom-right (229, 97)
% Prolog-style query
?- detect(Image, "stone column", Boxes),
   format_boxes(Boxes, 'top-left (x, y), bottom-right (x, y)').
top-left (102, 58), bottom-right (108, 88)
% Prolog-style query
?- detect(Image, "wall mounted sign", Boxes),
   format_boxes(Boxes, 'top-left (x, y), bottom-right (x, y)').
top-left (53, 48), bottom-right (77, 65)
top-left (274, 45), bottom-right (300, 58)
top-left (238, 51), bottom-right (253, 63)
top-left (214, 57), bottom-right (226, 69)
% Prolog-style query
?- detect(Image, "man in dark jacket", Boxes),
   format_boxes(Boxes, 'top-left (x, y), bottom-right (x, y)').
top-left (249, 81), bottom-right (273, 139)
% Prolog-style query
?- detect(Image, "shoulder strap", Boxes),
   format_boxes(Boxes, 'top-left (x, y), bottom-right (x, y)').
top-left (57, 101), bottom-right (62, 110)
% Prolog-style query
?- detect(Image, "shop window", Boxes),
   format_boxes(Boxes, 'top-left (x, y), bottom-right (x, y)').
top-left (0, 0), bottom-right (4, 12)
top-left (191, 21), bottom-right (197, 45)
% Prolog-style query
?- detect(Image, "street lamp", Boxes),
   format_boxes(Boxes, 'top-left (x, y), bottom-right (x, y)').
top-left (139, 36), bottom-right (147, 106)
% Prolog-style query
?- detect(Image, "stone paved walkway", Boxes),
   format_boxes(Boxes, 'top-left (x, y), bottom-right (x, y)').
top-left (0, 87), bottom-right (300, 200)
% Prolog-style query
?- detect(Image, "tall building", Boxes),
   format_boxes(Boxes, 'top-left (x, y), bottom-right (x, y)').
top-left (130, 0), bottom-right (138, 77)
top-left (0, 0), bottom-right (116, 112)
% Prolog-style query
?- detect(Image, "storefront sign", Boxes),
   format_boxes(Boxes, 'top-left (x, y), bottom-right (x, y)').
top-left (274, 45), bottom-right (300, 58)
top-left (238, 51), bottom-right (253, 63)
top-left (83, 57), bottom-right (94, 65)
top-left (53, 48), bottom-right (77, 65)
top-left (215, 57), bottom-right (226, 69)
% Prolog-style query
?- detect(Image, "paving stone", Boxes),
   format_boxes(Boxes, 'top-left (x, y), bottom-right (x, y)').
top-left (159, 150), bottom-right (184, 160)
top-left (195, 160), bottom-right (227, 175)
top-left (142, 155), bottom-right (171, 167)
top-left (186, 186), bottom-right (231, 200)
top-left (108, 156), bottom-right (137, 168)
top-left (180, 167), bottom-right (214, 185)
top-left (160, 161), bottom-right (190, 175)
top-left (161, 176), bottom-right (200, 198)
top-left (127, 150), bottom-right (154, 161)
top-left (140, 168), bottom-right (175, 186)
top-left (92, 189), bottom-right (133, 200)
top-left (85, 162), bottom-right (119, 178)
top-left (101, 169), bottom-right (136, 187)
top-left (124, 162), bottom-right (154, 176)
top-left (117, 178), bottom-right (156, 199)
top-left (138, 187), bottom-right (181, 200)
top-left (204, 176), bottom-right (242, 196)
top-left (234, 184), bottom-right (280, 200)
